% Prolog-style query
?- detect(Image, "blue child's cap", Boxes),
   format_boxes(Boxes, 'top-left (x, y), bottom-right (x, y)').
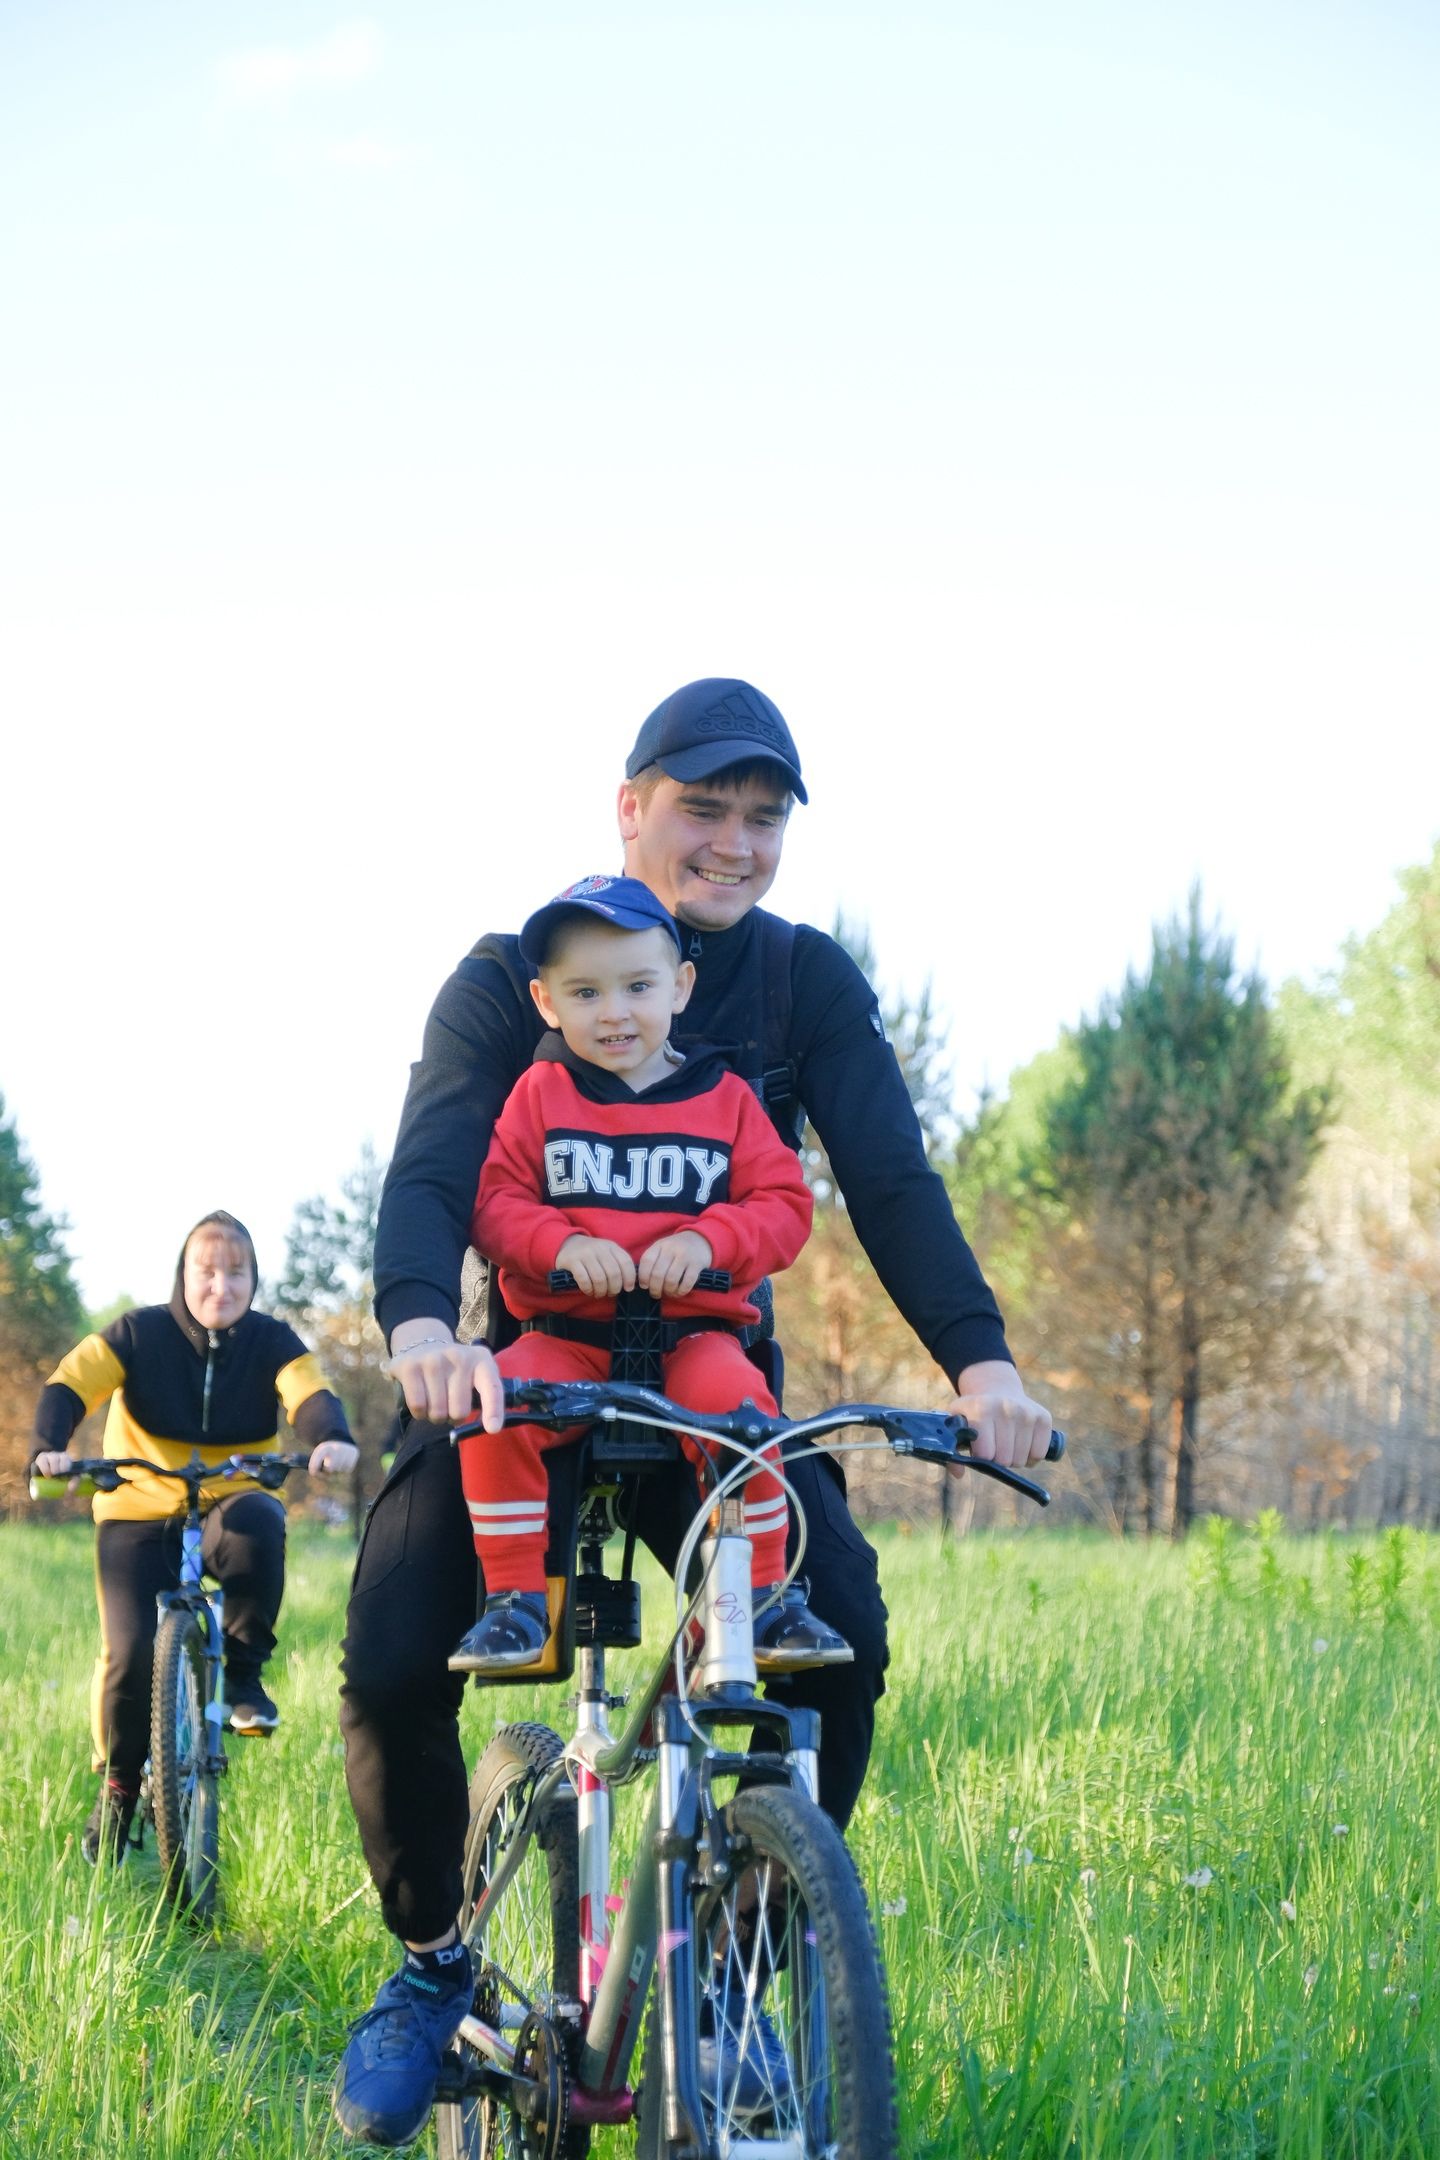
top-left (519, 875), bottom-right (685, 968)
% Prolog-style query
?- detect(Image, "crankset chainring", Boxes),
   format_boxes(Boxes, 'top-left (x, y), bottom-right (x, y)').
top-left (511, 2009), bottom-right (570, 2160)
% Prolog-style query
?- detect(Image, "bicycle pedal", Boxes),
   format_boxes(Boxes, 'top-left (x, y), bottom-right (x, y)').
top-left (753, 1641), bottom-right (855, 1674)
top-left (434, 2048), bottom-right (498, 2104)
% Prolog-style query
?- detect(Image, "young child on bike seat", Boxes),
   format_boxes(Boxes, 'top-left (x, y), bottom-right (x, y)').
top-left (29, 1210), bottom-right (358, 1864)
top-left (448, 874), bottom-right (851, 1677)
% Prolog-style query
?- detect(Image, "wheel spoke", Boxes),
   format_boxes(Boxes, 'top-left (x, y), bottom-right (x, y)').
top-left (150, 1611), bottom-right (218, 1919)
top-left (682, 1787), bottom-right (897, 2157)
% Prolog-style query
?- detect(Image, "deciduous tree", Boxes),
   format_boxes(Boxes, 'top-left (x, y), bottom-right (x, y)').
top-left (0, 1095), bottom-right (86, 1510)
top-left (273, 1142), bottom-right (395, 1533)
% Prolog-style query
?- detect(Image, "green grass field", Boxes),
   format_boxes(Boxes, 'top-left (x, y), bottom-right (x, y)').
top-left (2, 1512), bottom-right (1438, 2158)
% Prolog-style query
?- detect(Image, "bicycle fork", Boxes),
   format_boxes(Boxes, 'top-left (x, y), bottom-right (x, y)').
top-left (163, 1515), bottom-right (229, 1776)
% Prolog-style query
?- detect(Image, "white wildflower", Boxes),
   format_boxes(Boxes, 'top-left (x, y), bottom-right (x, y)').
top-left (1279, 1899), bottom-right (1297, 1922)
top-left (1014, 1847), bottom-right (1034, 1868)
top-left (1312, 1638), bottom-right (1329, 1654)
top-left (1079, 1867), bottom-right (1097, 1889)
top-left (1183, 1867), bottom-right (1214, 1890)
top-left (880, 1896), bottom-right (907, 1918)
top-left (64, 1916), bottom-right (81, 1938)
top-left (1303, 1964), bottom-right (1320, 1991)
top-left (1332, 1823), bottom-right (1349, 1838)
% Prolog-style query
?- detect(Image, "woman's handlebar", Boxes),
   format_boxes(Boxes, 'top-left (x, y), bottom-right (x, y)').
top-left (29, 1449), bottom-right (326, 1502)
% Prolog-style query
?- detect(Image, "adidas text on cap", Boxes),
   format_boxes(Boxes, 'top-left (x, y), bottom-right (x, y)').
top-left (625, 678), bottom-right (807, 804)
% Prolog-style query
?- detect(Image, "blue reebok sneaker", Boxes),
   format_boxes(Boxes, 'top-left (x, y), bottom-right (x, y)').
top-left (697, 1974), bottom-right (792, 2120)
top-left (333, 1943), bottom-right (474, 2147)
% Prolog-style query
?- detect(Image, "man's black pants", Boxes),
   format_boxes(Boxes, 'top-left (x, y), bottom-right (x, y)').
top-left (339, 1423), bottom-right (890, 1944)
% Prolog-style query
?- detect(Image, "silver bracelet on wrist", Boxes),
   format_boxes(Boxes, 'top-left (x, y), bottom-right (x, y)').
top-left (397, 1336), bottom-right (453, 1353)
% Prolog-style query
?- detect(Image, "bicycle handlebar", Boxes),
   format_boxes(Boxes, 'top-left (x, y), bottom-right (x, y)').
top-left (29, 1449), bottom-right (323, 1502)
top-left (452, 1378), bottom-right (1065, 1506)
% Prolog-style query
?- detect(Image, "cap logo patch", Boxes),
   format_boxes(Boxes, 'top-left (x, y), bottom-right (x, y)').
top-left (696, 690), bottom-right (788, 751)
top-left (559, 875), bottom-right (618, 899)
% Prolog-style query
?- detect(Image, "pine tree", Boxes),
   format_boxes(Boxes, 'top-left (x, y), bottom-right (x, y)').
top-left (1041, 891), bottom-right (1330, 1534)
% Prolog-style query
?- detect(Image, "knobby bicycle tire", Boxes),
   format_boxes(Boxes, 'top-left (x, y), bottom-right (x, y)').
top-left (636, 1783), bottom-right (899, 2159)
top-left (436, 1721), bottom-right (588, 2160)
top-left (149, 1607), bottom-right (219, 1922)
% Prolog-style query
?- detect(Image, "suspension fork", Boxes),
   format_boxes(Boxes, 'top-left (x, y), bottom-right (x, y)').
top-left (654, 1693), bottom-right (706, 2155)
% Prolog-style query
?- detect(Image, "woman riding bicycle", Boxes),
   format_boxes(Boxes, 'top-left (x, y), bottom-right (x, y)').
top-left (29, 1209), bottom-right (357, 1864)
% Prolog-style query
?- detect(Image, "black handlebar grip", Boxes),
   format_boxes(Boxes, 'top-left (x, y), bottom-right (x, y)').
top-left (547, 1267), bottom-right (734, 1296)
top-left (1047, 1429), bottom-right (1066, 1461)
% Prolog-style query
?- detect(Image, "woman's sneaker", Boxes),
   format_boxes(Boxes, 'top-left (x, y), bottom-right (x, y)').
top-left (81, 1778), bottom-right (140, 1865)
top-left (333, 1940), bottom-right (474, 2147)
top-left (228, 1679), bottom-right (280, 1734)
top-left (448, 1591), bottom-right (550, 1673)
top-left (752, 1582), bottom-right (853, 1672)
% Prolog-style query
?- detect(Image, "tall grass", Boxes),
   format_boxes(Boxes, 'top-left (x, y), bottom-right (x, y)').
top-left (866, 1520), bottom-right (1440, 2157)
top-left (1, 1514), bottom-right (1436, 2157)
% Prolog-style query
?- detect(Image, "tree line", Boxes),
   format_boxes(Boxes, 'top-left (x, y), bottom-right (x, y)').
top-left (5, 841), bottom-right (1437, 1533)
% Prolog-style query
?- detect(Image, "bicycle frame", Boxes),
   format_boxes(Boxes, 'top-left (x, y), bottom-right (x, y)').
top-left (444, 1380), bottom-right (1062, 2144)
top-left (451, 1493), bottom-right (821, 2137)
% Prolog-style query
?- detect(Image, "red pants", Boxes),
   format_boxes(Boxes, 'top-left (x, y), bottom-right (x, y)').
top-left (457, 1329), bottom-right (789, 1595)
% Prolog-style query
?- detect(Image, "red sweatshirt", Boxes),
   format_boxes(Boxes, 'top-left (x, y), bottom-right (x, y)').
top-left (471, 1037), bottom-right (813, 1329)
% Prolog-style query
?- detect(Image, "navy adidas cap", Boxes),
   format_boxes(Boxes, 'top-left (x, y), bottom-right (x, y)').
top-left (519, 875), bottom-right (685, 968)
top-left (626, 677), bottom-right (807, 804)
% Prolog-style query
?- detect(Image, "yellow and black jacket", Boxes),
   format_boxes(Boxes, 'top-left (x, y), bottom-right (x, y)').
top-left (32, 1288), bottom-right (351, 1525)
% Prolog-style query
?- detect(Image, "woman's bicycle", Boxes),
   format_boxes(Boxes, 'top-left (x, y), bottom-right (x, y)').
top-left (431, 1371), bottom-right (1064, 2160)
top-left (30, 1448), bottom-right (316, 1921)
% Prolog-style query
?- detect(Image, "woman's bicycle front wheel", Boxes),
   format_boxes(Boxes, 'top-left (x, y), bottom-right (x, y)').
top-left (149, 1606), bottom-right (219, 1921)
top-left (435, 1720), bottom-right (587, 2160)
top-left (639, 1783), bottom-right (899, 2158)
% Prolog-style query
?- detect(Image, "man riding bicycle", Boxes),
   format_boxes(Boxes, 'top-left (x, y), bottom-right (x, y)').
top-left (334, 677), bottom-right (1052, 2146)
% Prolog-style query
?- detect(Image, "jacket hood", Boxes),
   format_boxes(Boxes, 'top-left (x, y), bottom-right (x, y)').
top-left (533, 1029), bottom-right (732, 1104)
top-left (170, 1210), bottom-right (259, 1346)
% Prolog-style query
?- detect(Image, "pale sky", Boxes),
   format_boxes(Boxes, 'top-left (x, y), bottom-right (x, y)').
top-left (3, 1), bottom-right (1438, 1310)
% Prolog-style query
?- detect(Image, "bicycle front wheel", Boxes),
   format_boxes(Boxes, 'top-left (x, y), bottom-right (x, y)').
top-left (639, 1783), bottom-right (899, 2158)
top-left (435, 1720), bottom-right (586, 2160)
top-left (149, 1607), bottom-right (219, 1921)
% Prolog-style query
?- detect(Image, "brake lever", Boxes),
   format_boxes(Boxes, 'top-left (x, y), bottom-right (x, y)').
top-left (880, 1409), bottom-right (1061, 1505)
top-left (965, 1458), bottom-right (1053, 1507)
top-left (878, 1409), bottom-right (975, 1464)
